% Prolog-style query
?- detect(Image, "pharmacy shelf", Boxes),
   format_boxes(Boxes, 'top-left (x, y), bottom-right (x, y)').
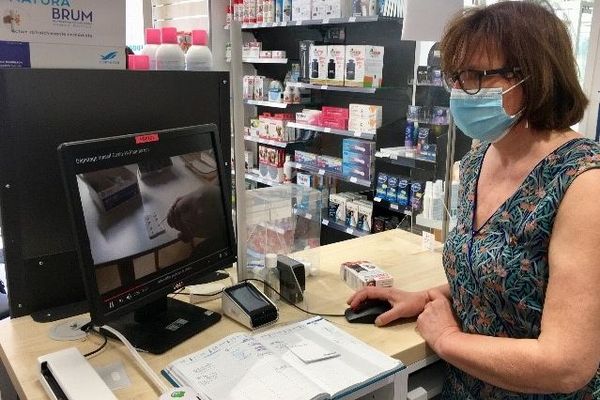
top-left (292, 207), bottom-right (321, 223)
top-left (375, 152), bottom-right (436, 169)
top-left (243, 57), bottom-right (288, 64)
top-left (322, 218), bottom-right (370, 237)
top-left (288, 161), bottom-right (372, 188)
top-left (241, 16), bottom-right (400, 30)
top-left (244, 99), bottom-right (289, 108)
top-left (372, 197), bottom-right (412, 216)
top-left (287, 122), bottom-right (376, 140)
top-left (245, 172), bottom-right (282, 187)
top-left (286, 81), bottom-right (377, 94)
top-left (244, 135), bottom-right (299, 148)
top-left (408, 80), bottom-right (445, 88)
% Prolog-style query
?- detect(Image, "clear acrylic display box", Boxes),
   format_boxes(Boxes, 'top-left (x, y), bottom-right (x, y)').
top-left (244, 185), bottom-right (322, 281)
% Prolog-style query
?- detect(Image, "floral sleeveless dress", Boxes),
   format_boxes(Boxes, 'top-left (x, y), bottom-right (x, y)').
top-left (441, 138), bottom-right (600, 399)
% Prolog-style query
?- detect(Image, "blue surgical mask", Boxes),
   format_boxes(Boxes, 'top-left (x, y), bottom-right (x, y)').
top-left (449, 78), bottom-right (527, 143)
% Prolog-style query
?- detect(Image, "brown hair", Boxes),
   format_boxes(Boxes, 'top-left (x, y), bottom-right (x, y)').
top-left (440, 1), bottom-right (588, 131)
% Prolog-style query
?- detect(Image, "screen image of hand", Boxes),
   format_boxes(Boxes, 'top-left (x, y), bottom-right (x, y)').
top-left (166, 185), bottom-right (222, 243)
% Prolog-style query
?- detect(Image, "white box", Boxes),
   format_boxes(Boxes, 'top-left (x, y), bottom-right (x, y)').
top-left (311, 0), bottom-right (349, 19)
top-left (327, 45), bottom-right (345, 86)
top-left (292, 0), bottom-right (312, 21)
top-left (243, 76), bottom-right (255, 100)
top-left (340, 261), bottom-right (393, 290)
top-left (0, 41), bottom-right (125, 69)
top-left (0, 0), bottom-right (125, 47)
top-left (344, 45), bottom-right (384, 88)
top-left (309, 44), bottom-right (328, 85)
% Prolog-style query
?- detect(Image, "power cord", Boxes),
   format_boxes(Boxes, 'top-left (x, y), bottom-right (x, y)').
top-left (81, 325), bottom-right (108, 358)
top-left (242, 278), bottom-right (345, 318)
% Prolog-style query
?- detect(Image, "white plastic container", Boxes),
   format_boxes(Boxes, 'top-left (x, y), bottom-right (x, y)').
top-left (141, 28), bottom-right (161, 70)
top-left (185, 30), bottom-right (213, 71)
top-left (155, 27), bottom-right (185, 71)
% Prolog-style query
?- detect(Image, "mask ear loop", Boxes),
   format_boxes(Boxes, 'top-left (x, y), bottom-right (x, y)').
top-left (502, 76), bottom-right (529, 119)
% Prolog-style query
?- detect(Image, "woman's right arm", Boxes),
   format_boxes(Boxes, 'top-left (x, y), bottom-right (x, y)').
top-left (347, 283), bottom-right (450, 326)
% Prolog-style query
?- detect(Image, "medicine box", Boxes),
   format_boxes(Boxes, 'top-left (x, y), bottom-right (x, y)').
top-left (340, 261), bottom-right (393, 290)
top-left (344, 45), bottom-right (384, 88)
top-left (81, 167), bottom-right (139, 213)
top-left (309, 44), bottom-right (328, 85)
top-left (292, 0), bottom-right (312, 20)
top-left (294, 150), bottom-right (318, 166)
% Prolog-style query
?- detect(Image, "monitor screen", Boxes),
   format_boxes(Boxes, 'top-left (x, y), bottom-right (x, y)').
top-left (59, 124), bottom-right (236, 354)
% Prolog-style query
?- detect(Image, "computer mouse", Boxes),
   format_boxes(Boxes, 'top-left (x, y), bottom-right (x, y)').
top-left (158, 387), bottom-right (201, 400)
top-left (344, 299), bottom-right (392, 324)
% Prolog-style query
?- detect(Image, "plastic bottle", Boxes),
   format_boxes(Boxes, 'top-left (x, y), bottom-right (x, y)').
top-left (141, 28), bottom-right (161, 70)
top-left (185, 30), bottom-right (213, 71)
top-left (327, 59), bottom-right (336, 79)
top-left (283, 85), bottom-right (293, 104)
top-left (155, 27), bottom-right (185, 71)
top-left (264, 253), bottom-right (280, 301)
top-left (423, 181), bottom-right (433, 219)
top-left (283, 155), bottom-right (295, 183)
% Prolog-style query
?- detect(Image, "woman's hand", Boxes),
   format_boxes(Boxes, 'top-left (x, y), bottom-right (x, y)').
top-left (347, 286), bottom-right (429, 327)
top-left (416, 290), bottom-right (461, 354)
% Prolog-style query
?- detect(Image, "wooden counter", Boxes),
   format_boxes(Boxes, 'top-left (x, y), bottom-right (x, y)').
top-left (0, 229), bottom-right (447, 399)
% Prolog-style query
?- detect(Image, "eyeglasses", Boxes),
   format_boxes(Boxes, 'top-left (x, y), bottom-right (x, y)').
top-left (443, 67), bottom-right (522, 95)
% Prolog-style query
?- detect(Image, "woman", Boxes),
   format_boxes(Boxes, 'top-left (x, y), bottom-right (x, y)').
top-left (348, 2), bottom-right (600, 398)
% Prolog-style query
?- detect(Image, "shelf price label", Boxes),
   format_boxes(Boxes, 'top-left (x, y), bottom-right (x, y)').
top-left (323, 127), bottom-right (331, 133)
top-left (345, 227), bottom-right (354, 235)
top-left (322, 219), bottom-right (330, 226)
top-left (353, 131), bottom-right (363, 137)
top-left (349, 16), bottom-right (357, 22)
top-left (373, 197), bottom-right (382, 202)
top-left (390, 204), bottom-right (399, 211)
top-left (296, 20), bottom-right (303, 26)
top-left (323, 18), bottom-right (330, 24)
top-left (318, 169), bottom-right (326, 175)
top-left (349, 177), bottom-right (358, 183)
top-left (320, 85), bottom-right (328, 90)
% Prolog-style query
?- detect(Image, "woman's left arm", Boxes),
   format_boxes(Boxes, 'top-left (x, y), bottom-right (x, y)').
top-left (418, 169), bottom-right (600, 394)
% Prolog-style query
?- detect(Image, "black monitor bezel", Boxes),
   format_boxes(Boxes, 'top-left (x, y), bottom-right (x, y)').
top-left (58, 124), bottom-right (236, 326)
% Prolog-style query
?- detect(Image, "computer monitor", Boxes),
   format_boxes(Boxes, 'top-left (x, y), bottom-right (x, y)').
top-left (58, 124), bottom-right (236, 354)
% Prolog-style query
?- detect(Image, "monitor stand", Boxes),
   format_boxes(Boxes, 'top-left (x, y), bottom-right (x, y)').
top-left (102, 296), bottom-right (221, 354)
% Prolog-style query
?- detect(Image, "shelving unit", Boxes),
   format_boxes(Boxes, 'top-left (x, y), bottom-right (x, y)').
top-left (242, 57), bottom-right (288, 64)
top-left (288, 161), bottom-right (371, 188)
top-left (287, 122), bottom-right (376, 140)
top-left (244, 172), bottom-right (282, 187)
top-left (243, 135), bottom-right (299, 148)
top-left (286, 82), bottom-right (377, 94)
top-left (322, 218), bottom-right (370, 238)
top-left (243, 99), bottom-right (290, 108)
top-left (240, 16), bottom-right (396, 30)
top-left (235, 15), bottom-right (417, 244)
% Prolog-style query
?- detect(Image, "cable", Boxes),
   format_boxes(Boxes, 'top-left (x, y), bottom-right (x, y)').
top-left (100, 325), bottom-right (169, 394)
top-left (242, 278), bottom-right (345, 318)
top-left (82, 328), bottom-right (108, 358)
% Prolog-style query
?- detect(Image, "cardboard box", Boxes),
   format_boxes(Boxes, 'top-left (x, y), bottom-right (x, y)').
top-left (292, 0), bottom-right (312, 21)
top-left (344, 45), bottom-right (384, 88)
top-left (340, 261), bottom-right (393, 290)
top-left (309, 44), bottom-right (328, 85)
top-left (327, 45), bottom-right (345, 86)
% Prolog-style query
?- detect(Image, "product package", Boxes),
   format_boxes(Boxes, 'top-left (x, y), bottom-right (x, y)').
top-left (357, 202), bottom-right (373, 232)
top-left (344, 45), bottom-right (384, 88)
top-left (292, 0), bottom-right (312, 20)
top-left (375, 172), bottom-right (389, 199)
top-left (294, 150), bottom-right (318, 166)
top-left (340, 261), bottom-right (393, 290)
top-left (309, 44), bottom-right (328, 85)
top-left (397, 179), bottom-right (411, 207)
top-left (298, 40), bottom-right (315, 82)
top-left (326, 45), bottom-right (345, 86)
top-left (386, 175), bottom-right (399, 203)
top-left (410, 181), bottom-right (424, 213)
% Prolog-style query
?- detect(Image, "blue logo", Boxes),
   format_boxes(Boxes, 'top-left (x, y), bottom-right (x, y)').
top-left (100, 52), bottom-right (117, 61)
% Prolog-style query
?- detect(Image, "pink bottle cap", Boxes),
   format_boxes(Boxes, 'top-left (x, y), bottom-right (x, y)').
top-left (128, 54), bottom-right (150, 70)
top-left (161, 27), bottom-right (178, 44)
top-left (192, 30), bottom-right (208, 46)
top-left (145, 28), bottom-right (161, 45)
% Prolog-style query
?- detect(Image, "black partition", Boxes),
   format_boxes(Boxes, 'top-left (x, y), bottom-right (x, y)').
top-left (0, 69), bottom-right (231, 317)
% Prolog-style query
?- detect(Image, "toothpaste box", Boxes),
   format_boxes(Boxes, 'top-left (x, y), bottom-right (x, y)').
top-left (340, 260), bottom-right (393, 290)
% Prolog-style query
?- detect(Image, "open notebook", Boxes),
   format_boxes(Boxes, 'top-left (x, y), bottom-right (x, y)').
top-left (162, 316), bottom-right (404, 400)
